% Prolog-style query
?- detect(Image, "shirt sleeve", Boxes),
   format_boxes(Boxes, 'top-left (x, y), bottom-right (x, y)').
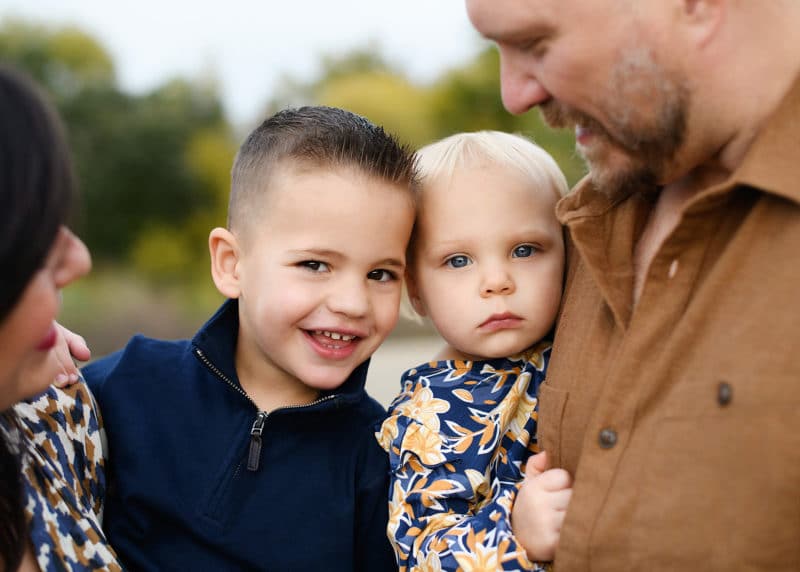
top-left (375, 358), bottom-right (549, 571)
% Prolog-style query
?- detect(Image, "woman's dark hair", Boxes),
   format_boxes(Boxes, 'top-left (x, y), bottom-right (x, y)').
top-left (0, 65), bottom-right (75, 571)
top-left (0, 64), bottom-right (73, 322)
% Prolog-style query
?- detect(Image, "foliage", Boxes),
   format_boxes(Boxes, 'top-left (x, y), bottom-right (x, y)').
top-left (3, 17), bottom-right (586, 346)
top-left (0, 19), bottom-right (235, 262)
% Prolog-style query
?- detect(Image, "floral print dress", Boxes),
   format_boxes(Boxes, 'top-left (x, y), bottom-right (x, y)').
top-left (1, 383), bottom-right (121, 571)
top-left (376, 342), bottom-right (551, 572)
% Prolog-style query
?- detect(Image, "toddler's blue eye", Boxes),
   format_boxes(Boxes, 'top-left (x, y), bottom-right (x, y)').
top-left (368, 269), bottom-right (396, 282)
top-left (300, 260), bottom-right (329, 272)
top-left (445, 255), bottom-right (472, 269)
top-left (512, 245), bottom-right (536, 258)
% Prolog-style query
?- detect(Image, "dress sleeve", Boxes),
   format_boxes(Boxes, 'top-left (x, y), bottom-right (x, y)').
top-left (23, 382), bottom-right (110, 518)
top-left (353, 424), bottom-right (398, 571)
top-left (375, 358), bottom-right (549, 572)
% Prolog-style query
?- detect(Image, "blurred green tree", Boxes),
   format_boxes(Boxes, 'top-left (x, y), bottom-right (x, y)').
top-left (266, 44), bottom-right (586, 185)
top-left (428, 47), bottom-right (586, 185)
top-left (0, 19), bottom-right (233, 261)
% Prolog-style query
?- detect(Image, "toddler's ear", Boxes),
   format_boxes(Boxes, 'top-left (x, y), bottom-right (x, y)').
top-left (405, 272), bottom-right (428, 317)
top-left (209, 227), bottom-right (242, 299)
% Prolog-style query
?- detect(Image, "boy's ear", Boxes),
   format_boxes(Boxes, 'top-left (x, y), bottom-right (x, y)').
top-left (209, 227), bottom-right (242, 299)
top-left (405, 270), bottom-right (428, 317)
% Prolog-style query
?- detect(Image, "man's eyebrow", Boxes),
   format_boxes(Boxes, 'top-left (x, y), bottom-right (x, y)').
top-left (485, 22), bottom-right (554, 45)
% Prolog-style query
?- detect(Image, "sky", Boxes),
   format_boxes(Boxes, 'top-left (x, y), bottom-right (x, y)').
top-left (0, 0), bottom-right (487, 125)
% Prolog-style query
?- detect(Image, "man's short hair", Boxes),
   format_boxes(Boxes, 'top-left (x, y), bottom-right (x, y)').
top-left (229, 106), bottom-right (418, 236)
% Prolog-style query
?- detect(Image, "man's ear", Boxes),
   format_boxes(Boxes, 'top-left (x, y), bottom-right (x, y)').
top-left (405, 270), bottom-right (428, 317)
top-left (680, 0), bottom-right (725, 47)
top-left (209, 227), bottom-right (242, 299)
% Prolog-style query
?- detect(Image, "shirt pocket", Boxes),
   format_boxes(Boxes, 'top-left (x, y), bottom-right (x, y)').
top-left (535, 383), bottom-right (569, 469)
top-left (629, 375), bottom-right (800, 570)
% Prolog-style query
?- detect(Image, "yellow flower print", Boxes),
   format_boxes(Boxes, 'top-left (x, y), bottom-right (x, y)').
top-left (443, 361), bottom-right (473, 382)
top-left (402, 423), bottom-right (447, 466)
top-left (376, 415), bottom-right (400, 452)
top-left (410, 551), bottom-right (444, 572)
top-left (453, 529), bottom-right (510, 571)
top-left (395, 384), bottom-right (450, 431)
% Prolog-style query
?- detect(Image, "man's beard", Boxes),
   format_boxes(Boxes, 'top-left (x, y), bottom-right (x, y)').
top-left (539, 51), bottom-right (688, 196)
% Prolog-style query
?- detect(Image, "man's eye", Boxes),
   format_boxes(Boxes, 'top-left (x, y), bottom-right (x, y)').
top-left (512, 245), bottom-right (537, 258)
top-left (367, 269), bottom-right (397, 282)
top-left (300, 260), bottom-right (329, 272)
top-left (445, 255), bottom-right (472, 269)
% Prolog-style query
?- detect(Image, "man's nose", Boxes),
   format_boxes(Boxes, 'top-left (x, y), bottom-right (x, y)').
top-left (499, 48), bottom-right (551, 114)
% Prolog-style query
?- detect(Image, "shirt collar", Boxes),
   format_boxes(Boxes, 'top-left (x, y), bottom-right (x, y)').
top-left (732, 72), bottom-right (800, 205)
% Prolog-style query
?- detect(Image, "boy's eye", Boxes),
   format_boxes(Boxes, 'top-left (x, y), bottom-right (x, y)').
top-left (299, 260), bottom-right (330, 272)
top-left (445, 255), bottom-right (472, 269)
top-left (367, 269), bottom-right (397, 282)
top-left (512, 245), bottom-right (537, 258)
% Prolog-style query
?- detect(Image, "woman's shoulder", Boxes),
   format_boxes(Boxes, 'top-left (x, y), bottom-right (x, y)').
top-left (15, 382), bottom-right (101, 440)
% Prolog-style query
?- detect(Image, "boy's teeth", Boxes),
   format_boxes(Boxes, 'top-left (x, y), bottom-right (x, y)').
top-left (313, 330), bottom-right (356, 341)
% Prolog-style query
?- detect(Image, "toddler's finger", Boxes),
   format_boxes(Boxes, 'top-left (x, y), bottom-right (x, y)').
top-left (535, 467), bottom-right (573, 491)
top-left (525, 451), bottom-right (548, 477)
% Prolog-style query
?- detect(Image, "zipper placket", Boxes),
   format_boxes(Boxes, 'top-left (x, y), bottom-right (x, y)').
top-left (194, 347), bottom-right (339, 472)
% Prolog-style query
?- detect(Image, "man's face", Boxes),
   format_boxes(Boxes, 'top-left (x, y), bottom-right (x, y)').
top-left (466, 0), bottom-right (690, 193)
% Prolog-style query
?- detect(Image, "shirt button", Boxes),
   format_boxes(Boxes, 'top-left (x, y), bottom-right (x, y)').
top-left (668, 258), bottom-right (680, 279)
top-left (598, 428), bottom-right (618, 449)
top-left (717, 382), bottom-right (733, 406)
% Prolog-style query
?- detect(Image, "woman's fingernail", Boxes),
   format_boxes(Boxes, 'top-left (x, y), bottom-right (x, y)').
top-left (55, 373), bottom-right (69, 386)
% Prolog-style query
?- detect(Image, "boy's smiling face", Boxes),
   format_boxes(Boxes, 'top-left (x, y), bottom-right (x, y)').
top-left (216, 164), bottom-right (414, 401)
top-left (408, 163), bottom-right (564, 361)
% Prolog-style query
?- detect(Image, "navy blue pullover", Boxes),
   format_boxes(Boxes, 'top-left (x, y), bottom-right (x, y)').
top-left (84, 300), bottom-right (396, 571)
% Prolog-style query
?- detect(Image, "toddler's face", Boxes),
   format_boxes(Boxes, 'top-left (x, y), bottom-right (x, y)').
top-left (234, 166), bottom-right (414, 393)
top-left (408, 163), bottom-right (564, 361)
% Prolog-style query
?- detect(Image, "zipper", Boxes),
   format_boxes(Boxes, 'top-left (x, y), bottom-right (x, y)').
top-left (194, 347), bottom-right (340, 472)
top-left (247, 412), bottom-right (267, 471)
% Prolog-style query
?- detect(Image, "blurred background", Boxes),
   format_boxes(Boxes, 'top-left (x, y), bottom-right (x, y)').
top-left (0, 1), bottom-right (585, 405)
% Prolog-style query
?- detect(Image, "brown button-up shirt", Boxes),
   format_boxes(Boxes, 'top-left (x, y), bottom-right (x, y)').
top-left (542, 75), bottom-right (800, 571)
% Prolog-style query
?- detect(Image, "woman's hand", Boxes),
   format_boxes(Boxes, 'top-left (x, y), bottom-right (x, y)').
top-left (51, 322), bottom-right (91, 387)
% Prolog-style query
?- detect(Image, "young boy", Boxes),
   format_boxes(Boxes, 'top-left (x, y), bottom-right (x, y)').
top-left (376, 131), bottom-right (572, 571)
top-left (83, 106), bottom-right (417, 571)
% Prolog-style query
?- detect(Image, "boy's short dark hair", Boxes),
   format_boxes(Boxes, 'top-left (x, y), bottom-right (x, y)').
top-left (229, 106), bottom-right (418, 236)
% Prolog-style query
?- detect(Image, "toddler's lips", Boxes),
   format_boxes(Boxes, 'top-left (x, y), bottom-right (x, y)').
top-left (36, 325), bottom-right (57, 351)
top-left (479, 313), bottom-right (523, 332)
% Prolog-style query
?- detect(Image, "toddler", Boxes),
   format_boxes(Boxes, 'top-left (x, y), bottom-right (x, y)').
top-left (377, 131), bottom-right (571, 571)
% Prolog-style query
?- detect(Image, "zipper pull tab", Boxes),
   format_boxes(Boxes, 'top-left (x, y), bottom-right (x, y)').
top-left (247, 412), bottom-right (267, 472)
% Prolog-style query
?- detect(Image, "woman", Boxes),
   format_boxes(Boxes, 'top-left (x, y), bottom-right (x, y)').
top-left (0, 66), bottom-right (121, 571)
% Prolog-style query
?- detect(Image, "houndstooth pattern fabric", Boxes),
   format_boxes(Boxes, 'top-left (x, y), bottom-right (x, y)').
top-left (2, 383), bottom-right (122, 571)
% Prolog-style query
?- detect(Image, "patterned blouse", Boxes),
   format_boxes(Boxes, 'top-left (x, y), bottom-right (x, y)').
top-left (376, 342), bottom-right (551, 572)
top-left (1, 383), bottom-right (121, 571)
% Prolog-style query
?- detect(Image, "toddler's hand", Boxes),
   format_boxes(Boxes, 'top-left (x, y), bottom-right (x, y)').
top-left (51, 322), bottom-right (91, 387)
top-left (511, 451), bottom-right (573, 562)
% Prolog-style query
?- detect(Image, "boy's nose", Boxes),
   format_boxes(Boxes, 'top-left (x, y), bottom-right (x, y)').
top-left (326, 277), bottom-right (369, 318)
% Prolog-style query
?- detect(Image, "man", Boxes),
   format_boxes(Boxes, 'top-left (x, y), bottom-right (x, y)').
top-left (466, 0), bottom-right (800, 570)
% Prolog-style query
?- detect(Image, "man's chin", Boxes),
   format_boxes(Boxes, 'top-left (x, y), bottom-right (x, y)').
top-left (583, 148), bottom-right (655, 198)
